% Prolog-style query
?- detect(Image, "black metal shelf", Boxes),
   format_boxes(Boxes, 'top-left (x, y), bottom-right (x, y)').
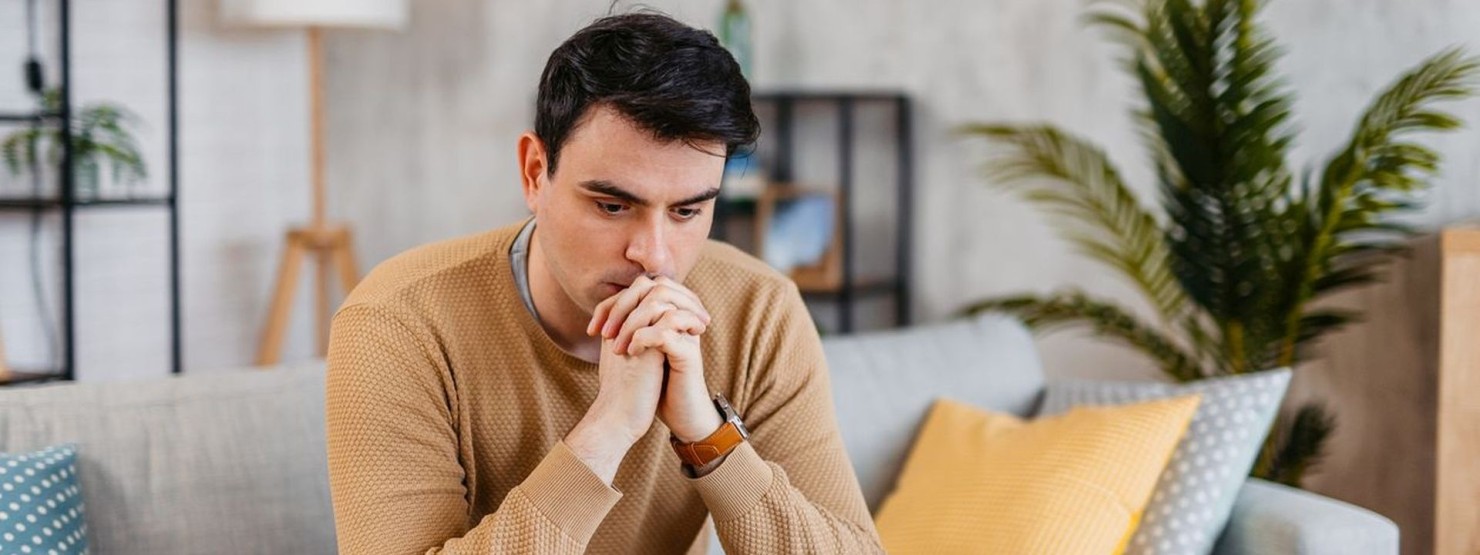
top-left (0, 369), bottom-right (66, 386)
top-left (714, 90), bottom-right (913, 333)
top-left (0, 111), bottom-right (63, 124)
top-left (753, 90), bottom-right (909, 103)
top-left (1, 0), bottom-right (182, 386)
top-left (801, 279), bottom-right (900, 301)
top-left (716, 197), bottom-right (757, 215)
top-left (0, 195), bottom-right (175, 210)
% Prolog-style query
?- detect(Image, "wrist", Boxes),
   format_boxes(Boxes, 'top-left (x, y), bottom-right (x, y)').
top-left (684, 451), bottom-right (730, 478)
top-left (564, 418), bottom-right (635, 484)
top-left (671, 402), bottom-right (725, 443)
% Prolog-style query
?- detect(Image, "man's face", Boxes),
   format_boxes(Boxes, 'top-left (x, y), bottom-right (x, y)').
top-left (521, 105), bottom-right (726, 314)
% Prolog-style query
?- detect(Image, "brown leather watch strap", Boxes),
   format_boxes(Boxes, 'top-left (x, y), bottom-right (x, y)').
top-left (670, 420), bottom-right (747, 468)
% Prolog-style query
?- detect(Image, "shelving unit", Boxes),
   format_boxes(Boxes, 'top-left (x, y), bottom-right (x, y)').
top-left (0, 0), bottom-right (181, 385)
top-left (713, 90), bottom-right (913, 334)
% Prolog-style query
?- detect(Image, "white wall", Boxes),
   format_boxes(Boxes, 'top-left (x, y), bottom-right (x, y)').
top-left (0, 0), bottom-right (318, 380)
top-left (324, 0), bottom-right (1480, 383)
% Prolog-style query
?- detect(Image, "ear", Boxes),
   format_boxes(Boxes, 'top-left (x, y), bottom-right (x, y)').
top-left (516, 131), bottom-right (549, 213)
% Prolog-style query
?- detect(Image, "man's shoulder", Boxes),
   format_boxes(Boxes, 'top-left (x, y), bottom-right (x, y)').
top-left (340, 220), bottom-right (524, 312)
top-left (689, 239), bottom-right (799, 305)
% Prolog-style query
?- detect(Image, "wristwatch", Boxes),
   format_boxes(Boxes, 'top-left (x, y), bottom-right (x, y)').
top-left (670, 393), bottom-right (749, 470)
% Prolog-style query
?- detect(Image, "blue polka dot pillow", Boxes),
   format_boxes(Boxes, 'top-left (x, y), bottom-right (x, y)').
top-left (1038, 368), bottom-right (1291, 555)
top-left (0, 443), bottom-right (88, 554)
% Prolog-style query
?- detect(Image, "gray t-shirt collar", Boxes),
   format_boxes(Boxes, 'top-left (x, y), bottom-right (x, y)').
top-left (509, 217), bottom-right (540, 323)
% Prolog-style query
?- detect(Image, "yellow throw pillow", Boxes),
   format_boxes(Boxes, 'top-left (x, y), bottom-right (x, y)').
top-left (875, 395), bottom-right (1201, 555)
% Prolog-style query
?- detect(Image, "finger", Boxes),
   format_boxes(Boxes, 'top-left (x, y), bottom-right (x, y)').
top-left (627, 282), bottom-right (709, 330)
top-left (599, 275), bottom-right (659, 338)
top-left (615, 301), bottom-right (676, 355)
top-left (614, 285), bottom-right (713, 353)
top-left (654, 308), bottom-right (707, 336)
top-left (652, 276), bottom-right (711, 323)
top-left (626, 311), bottom-right (704, 356)
top-left (587, 294), bottom-right (620, 336)
top-left (627, 326), bottom-right (681, 357)
top-left (586, 279), bottom-right (639, 337)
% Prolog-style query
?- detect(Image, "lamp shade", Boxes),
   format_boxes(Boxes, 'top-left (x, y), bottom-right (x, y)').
top-left (219, 0), bottom-right (408, 30)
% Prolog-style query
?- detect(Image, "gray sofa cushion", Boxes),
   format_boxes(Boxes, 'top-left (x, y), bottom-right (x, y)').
top-left (821, 313), bottom-right (1043, 511)
top-left (0, 361), bottom-right (334, 555)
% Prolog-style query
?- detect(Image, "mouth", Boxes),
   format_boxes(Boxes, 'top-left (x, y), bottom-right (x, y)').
top-left (602, 282), bottom-right (626, 294)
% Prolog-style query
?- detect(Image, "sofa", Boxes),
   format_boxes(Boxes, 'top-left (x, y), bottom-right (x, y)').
top-left (0, 313), bottom-right (1398, 554)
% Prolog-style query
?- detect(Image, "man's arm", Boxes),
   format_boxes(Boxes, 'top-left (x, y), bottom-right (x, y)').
top-left (326, 303), bottom-right (622, 554)
top-left (689, 282), bottom-right (885, 554)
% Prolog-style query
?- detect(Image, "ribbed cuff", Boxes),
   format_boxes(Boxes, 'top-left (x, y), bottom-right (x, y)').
top-left (687, 441), bottom-right (774, 522)
top-left (517, 440), bottom-right (624, 544)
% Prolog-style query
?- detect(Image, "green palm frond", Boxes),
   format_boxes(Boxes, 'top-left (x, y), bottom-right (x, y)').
top-left (1254, 401), bottom-right (1335, 486)
top-left (959, 124), bottom-right (1187, 322)
top-left (1278, 49), bottom-right (1479, 365)
top-left (1112, 0), bottom-right (1296, 373)
top-left (961, 292), bottom-right (1204, 382)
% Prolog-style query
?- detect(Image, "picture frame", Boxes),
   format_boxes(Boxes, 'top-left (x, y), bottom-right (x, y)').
top-left (754, 183), bottom-right (843, 292)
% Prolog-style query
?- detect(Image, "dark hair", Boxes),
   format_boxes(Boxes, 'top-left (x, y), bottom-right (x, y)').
top-left (535, 12), bottom-right (760, 174)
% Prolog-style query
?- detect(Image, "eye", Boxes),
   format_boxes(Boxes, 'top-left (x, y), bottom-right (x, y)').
top-left (595, 201), bottom-right (627, 216)
top-left (672, 207), bottom-right (702, 221)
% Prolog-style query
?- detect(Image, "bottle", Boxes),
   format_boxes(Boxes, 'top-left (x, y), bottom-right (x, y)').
top-left (718, 0), bottom-right (753, 80)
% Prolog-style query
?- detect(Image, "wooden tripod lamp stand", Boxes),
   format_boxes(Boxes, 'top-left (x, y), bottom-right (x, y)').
top-left (0, 332), bottom-right (10, 383)
top-left (220, 0), bottom-right (408, 365)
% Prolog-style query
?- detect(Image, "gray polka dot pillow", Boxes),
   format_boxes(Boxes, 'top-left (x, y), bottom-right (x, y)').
top-left (1038, 368), bottom-right (1291, 555)
top-left (0, 443), bottom-right (88, 554)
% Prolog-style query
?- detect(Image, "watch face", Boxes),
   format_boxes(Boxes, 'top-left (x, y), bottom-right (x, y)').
top-left (715, 394), bottom-right (749, 439)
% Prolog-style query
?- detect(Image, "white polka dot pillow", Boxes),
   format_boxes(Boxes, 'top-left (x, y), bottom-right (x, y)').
top-left (0, 443), bottom-right (88, 554)
top-left (1038, 368), bottom-right (1291, 555)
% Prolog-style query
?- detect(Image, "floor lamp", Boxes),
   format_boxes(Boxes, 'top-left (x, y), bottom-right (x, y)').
top-left (220, 0), bottom-right (408, 365)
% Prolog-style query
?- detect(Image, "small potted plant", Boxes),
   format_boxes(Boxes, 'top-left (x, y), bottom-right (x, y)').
top-left (2, 88), bottom-right (148, 199)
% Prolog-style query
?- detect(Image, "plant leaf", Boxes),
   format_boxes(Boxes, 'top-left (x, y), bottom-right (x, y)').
top-left (1279, 48), bottom-right (1479, 365)
top-left (959, 124), bottom-right (1188, 322)
top-left (960, 291), bottom-right (1204, 381)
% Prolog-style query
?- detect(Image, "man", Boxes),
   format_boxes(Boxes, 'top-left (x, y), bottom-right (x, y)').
top-left (326, 12), bottom-right (883, 554)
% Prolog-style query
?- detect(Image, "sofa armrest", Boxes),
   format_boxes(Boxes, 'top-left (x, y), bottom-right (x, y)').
top-left (1214, 478), bottom-right (1399, 555)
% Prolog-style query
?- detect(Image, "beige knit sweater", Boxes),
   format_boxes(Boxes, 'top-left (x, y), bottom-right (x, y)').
top-left (325, 219), bottom-right (883, 554)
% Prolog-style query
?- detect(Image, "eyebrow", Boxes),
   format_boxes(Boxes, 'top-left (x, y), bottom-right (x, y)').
top-left (578, 180), bottom-right (722, 208)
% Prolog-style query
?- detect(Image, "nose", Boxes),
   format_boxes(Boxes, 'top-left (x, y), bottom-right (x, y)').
top-left (624, 214), bottom-right (673, 276)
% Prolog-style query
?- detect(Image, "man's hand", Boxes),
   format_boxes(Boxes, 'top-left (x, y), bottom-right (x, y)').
top-left (563, 337), bottom-right (666, 485)
top-left (587, 275), bottom-right (724, 444)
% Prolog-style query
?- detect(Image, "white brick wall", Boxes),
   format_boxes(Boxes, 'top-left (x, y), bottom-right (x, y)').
top-left (0, 0), bottom-right (315, 380)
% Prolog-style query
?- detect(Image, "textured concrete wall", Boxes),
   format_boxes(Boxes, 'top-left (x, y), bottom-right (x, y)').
top-left (324, 0), bottom-right (1480, 380)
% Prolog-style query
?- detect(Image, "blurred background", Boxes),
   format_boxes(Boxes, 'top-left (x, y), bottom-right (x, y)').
top-left (0, 0), bottom-right (1474, 382)
top-left (2, 1), bottom-right (1480, 553)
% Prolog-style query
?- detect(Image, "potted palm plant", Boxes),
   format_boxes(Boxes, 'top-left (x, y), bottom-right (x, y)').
top-left (1, 88), bottom-right (148, 198)
top-left (961, 0), bottom-right (1476, 487)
